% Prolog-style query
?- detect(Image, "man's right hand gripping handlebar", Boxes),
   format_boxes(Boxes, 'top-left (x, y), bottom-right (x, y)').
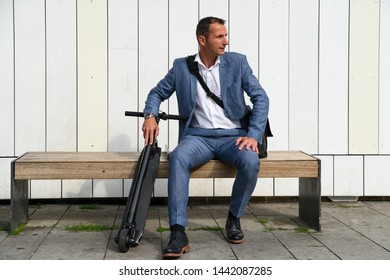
top-left (125, 111), bottom-right (187, 146)
top-left (142, 117), bottom-right (159, 145)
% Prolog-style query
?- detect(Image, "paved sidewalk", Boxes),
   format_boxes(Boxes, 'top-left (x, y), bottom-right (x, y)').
top-left (1, 201), bottom-right (390, 260)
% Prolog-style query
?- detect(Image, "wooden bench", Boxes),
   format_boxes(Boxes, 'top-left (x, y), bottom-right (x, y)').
top-left (10, 151), bottom-right (321, 232)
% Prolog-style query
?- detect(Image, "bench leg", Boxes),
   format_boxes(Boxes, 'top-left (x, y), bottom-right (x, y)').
top-left (299, 176), bottom-right (321, 231)
top-left (10, 161), bottom-right (29, 232)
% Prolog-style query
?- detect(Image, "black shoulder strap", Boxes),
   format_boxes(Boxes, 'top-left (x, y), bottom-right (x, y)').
top-left (186, 55), bottom-right (225, 109)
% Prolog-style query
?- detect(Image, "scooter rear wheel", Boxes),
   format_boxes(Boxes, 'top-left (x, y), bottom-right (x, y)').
top-left (118, 228), bottom-right (131, 253)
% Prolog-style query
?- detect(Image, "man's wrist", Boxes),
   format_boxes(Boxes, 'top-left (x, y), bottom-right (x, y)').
top-left (144, 112), bottom-right (156, 119)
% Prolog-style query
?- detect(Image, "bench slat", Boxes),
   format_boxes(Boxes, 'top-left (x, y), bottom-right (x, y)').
top-left (14, 151), bottom-right (319, 180)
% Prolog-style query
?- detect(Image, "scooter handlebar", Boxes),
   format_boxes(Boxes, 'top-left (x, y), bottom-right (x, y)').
top-left (124, 111), bottom-right (187, 121)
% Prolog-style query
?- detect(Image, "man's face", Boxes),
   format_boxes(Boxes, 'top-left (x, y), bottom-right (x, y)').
top-left (204, 23), bottom-right (229, 56)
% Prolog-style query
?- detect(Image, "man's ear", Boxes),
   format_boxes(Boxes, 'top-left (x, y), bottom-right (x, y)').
top-left (198, 35), bottom-right (206, 47)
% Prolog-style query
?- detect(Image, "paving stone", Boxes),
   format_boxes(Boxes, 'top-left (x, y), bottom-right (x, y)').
top-left (105, 236), bottom-right (163, 260)
top-left (31, 228), bottom-right (110, 260)
top-left (27, 204), bottom-right (69, 228)
top-left (56, 204), bottom-right (118, 228)
top-left (181, 230), bottom-right (235, 260)
top-left (0, 205), bottom-right (10, 228)
top-left (365, 201), bottom-right (390, 216)
top-left (311, 212), bottom-right (390, 260)
top-left (232, 230), bottom-right (295, 260)
top-left (0, 227), bottom-right (51, 260)
top-left (271, 230), bottom-right (339, 260)
top-left (0, 231), bottom-right (7, 243)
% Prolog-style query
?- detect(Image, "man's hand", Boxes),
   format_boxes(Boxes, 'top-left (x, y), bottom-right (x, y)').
top-left (142, 118), bottom-right (159, 145)
top-left (235, 136), bottom-right (259, 154)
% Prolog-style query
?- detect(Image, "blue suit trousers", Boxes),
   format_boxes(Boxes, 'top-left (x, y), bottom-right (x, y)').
top-left (167, 128), bottom-right (260, 227)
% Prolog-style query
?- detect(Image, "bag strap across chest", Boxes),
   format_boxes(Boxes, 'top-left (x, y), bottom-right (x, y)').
top-left (186, 55), bottom-right (225, 109)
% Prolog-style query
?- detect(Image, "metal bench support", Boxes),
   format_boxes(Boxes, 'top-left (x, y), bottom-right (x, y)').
top-left (299, 160), bottom-right (321, 231)
top-left (10, 160), bottom-right (29, 232)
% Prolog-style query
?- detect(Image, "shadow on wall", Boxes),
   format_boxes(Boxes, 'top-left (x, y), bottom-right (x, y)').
top-left (63, 133), bottom-right (170, 199)
top-left (109, 133), bottom-right (139, 153)
top-left (63, 134), bottom-right (138, 199)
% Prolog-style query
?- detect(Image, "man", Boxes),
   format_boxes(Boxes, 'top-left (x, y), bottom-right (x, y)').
top-left (142, 17), bottom-right (269, 258)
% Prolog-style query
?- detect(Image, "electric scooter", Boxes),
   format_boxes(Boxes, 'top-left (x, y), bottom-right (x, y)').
top-left (115, 111), bottom-right (186, 253)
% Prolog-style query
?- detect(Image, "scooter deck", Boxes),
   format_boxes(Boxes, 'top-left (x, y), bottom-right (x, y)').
top-left (115, 142), bottom-right (161, 251)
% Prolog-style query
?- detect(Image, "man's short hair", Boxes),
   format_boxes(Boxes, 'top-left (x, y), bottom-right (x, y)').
top-left (196, 16), bottom-right (226, 39)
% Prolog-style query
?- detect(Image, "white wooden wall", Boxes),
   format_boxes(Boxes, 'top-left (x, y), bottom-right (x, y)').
top-left (1, 0), bottom-right (389, 200)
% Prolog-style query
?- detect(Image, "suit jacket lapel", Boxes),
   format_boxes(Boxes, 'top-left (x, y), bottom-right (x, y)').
top-left (189, 73), bottom-right (197, 105)
top-left (219, 55), bottom-right (228, 103)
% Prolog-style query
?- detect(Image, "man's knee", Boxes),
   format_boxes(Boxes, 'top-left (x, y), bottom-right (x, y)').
top-left (237, 151), bottom-right (260, 172)
top-left (169, 146), bottom-right (202, 171)
top-left (169, 148), bottom-right (189, 169)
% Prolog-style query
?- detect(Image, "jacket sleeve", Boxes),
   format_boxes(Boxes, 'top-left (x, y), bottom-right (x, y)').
top-left (143, 65), bottom-right (176, 116)
top-left (241, 55), bottom-right (269, 143)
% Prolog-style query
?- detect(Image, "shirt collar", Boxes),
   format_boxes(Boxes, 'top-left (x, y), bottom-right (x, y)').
top-left (195, 53), bottom-right (220, 70)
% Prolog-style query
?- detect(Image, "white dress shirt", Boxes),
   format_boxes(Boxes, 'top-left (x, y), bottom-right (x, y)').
top-left (190, 54), bottom-right (241, 129)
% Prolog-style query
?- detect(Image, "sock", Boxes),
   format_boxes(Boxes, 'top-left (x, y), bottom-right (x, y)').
top-left (228, 210), bottom-right (239, 221)
top-left (170, 224), bottom-right (185, 233)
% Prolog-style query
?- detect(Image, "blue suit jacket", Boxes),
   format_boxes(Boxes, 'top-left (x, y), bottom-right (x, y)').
top-left (144, 52), bottom-right (269, 143)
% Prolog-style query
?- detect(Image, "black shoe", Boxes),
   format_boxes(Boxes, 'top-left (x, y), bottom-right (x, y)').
top-left (163, 231), bottom-right (190, 258)
top-left (225, 215), bottom-right (245, 244)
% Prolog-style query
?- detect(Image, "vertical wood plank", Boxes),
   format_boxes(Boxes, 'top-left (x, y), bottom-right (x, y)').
top-left (229, 0), bottom-right (259, 76)
top-left (77, 0), bottom-right (108, 151)
top-left (349, 0), bottom-right (379, 154)
top-left (123, 179), bottom-right (132, 198)
top-left (0, 0), bottom-right (14, 156)
top-left (138, 0), bottom-right (169, 150)
top-left (274, 178), bottom-right (299, 196)
top-left (199, 0), bottom-right (228, 24)
top-left (214, 178), bottom-right (233, 196)
top-left (0, 158), bottom-right (13, 199)
top-left (62, 179), bottom-right (92, 198)
top-left (259, 0), bottom-right (289, 150)
top-left (14, 0), bottom-right (46, 155)
top-left (168, 0), bottom-right (198, 151)
top-left (230, 0), bottom-right (258, 110)
top-left (30, 180), bottom-right (61, 199)
top-left (315, 155), bottom-right (334, 196)
top-left (334, 156), bottom-right (363, 196)
top-left (189, 179), bottom-right (214, 197)
top-left (151, 179), bottom-right (168, 197)
top-left (46, 0), bottom-right (77, 151)
top-left (251, 178), bottom-right (274, 196)
top-left (93, 179), bottom-right (122, 198)
top-left (289, 0), bottom-right (319, 153)
top-left (365, 156), bottom-right (390, 195)
top-left (108, 0), bottom-right (138, 152)
top-left (169, 0), bottom-right (198, 62)
top-left (379, 0), bottom-right (390, 154)
top-left (318, 0), bottom-right (349, 154)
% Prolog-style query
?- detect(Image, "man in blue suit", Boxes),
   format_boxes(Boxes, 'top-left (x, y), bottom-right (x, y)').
top-left (142, 17), bottom-right (269, 258)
